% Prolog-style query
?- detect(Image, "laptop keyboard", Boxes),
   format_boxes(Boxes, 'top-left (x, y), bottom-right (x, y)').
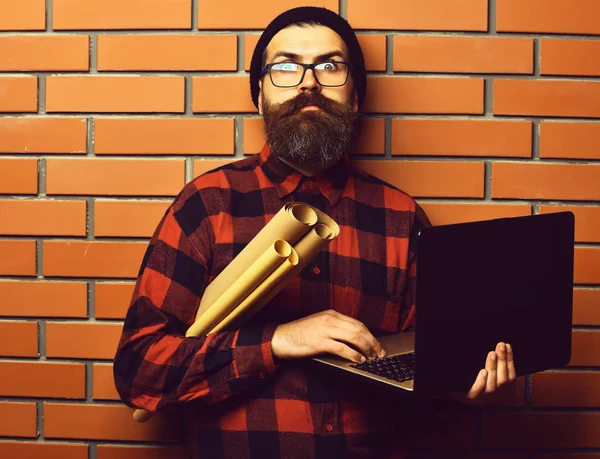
top-left (350, 352), bottom-right (415, 383)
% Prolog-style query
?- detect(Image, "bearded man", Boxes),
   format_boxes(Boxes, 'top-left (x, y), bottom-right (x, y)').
top-left (114, 7), bottom-right (515, 458)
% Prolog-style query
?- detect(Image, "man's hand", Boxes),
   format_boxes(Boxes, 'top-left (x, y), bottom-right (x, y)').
top-left (271, 310), bottom-right (386, 363)
top-left (466, 342), bottom-right (516, 400)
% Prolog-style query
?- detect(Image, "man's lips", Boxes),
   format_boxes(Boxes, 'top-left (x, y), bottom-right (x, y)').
top-left (300, 105), bottom-right (321, 111)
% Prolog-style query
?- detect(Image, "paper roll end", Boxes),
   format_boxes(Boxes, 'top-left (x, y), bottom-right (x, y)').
top-left (133, 409), bottom-right (153, 423)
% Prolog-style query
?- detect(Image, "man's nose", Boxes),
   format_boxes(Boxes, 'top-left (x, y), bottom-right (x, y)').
top-left (298, 67), bottom-right (321, 93)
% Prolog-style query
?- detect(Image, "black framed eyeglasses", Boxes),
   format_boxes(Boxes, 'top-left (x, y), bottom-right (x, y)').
top-left (259, 61), bottom-right (351, 88)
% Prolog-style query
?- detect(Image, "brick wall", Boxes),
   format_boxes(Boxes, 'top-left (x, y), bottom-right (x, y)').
top-left (0, 0), bottom-right (599, 458)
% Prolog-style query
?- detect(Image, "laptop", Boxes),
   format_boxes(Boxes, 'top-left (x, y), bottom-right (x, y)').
top-left (313, 211), bottom-right (575, 395)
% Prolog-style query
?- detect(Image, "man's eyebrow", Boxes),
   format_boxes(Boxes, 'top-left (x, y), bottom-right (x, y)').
top-left (270, 50), bottom-right (346, 62)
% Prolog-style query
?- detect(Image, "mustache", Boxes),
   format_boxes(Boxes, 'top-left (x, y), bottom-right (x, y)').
top-left (271, 92), bottom-right (350, 118)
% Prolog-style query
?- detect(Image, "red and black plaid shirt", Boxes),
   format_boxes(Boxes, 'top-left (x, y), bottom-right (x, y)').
top-left (114, 145), bottom-right (430, 458)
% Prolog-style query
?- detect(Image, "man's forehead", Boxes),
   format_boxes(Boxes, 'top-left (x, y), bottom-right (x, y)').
top-left (265, 24), bottom-right (348, 61)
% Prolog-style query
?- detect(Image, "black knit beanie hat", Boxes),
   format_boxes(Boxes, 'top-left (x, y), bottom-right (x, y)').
top-left (249, 7), bottom-right (367, 110)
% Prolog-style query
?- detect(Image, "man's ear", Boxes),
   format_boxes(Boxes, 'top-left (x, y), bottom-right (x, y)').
top-left (258, 81), bottom-right (263, 116)
top-left (353, 91), bottom-right (359, 113)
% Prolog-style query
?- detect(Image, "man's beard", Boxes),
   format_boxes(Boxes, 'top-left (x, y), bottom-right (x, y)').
top-left (262, 92), bottom-right (358, 170)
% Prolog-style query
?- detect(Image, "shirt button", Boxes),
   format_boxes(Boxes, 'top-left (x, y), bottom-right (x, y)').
top-left (306, 179), bottom-right (315, 188)
top-left (325, 424), bottom-right (333, 432)
top-left (258, 372), bottom-right (266, 379)
top-left (313, 266), bottom-right (321, 275)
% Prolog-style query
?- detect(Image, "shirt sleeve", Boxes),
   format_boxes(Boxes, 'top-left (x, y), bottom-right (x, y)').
top-left (113, 200), bottom-right (278, 413)
top-left (400, 202), bottom-right (431, 332)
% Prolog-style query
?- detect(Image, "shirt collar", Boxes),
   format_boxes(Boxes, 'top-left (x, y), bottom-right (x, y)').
top-left (258, 144), bottom-right (349, 207)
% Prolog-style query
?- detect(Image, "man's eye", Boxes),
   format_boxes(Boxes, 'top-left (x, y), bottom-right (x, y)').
top-left (315, 62), bottom-right (339, 71)
top-left (272, 63), bottom-right (299, 72)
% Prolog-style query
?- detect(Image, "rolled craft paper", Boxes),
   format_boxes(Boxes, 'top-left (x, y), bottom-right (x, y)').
top-left (132, 202), bottom-right (338, 423)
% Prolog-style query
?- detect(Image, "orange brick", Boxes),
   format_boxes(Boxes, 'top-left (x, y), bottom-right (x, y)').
top-left (193, 159), bottom-right (238, 178)
top-left (46, 322), bottom-right (123, 360)
top-left (193, 76), bottom-right (255, 113)
top-left (0, 321), bottom-right (38, 357)
top-left (571, 330), bottom-right (600, 366)
top-left (243, 34), bottom-right (260, 71)
top-left (0, 117), bottom-right (87, 154)
top-left (0, 361), bottom-right (85, 398)
top-left (0, 402), bottom-right (37, 438)
top-left (97, 445), bottom-right (189, 459)
top-left (0, 158), bottom-right (38, 195)
top-left (94, 200), bottom-right (170, 238)
top-left (44, 403), bottom-right (182, 442)
top-left (245, 34), bottom-right (388, 72)
top-left (364, 76), bottom-right (483, 114)
top-left (93, 364), bottom-right (119, 400)
top-left (46, 158), bottom-right (185, 196)
top-left (0, 76), bottom-right (37, 112)
top-left (53, 0), bottom-right (192, 30)
top-left (492, 163), bottom-right (600, 201)
top-left (348, 0), bottom-right (487, 31)
top-left (358, 35), bottom-right (387, 72)
top-left (0, 200), bottom-right (86, 236)
top-left (532, 371), bottom-right (600, 407)
top-left (494, 80), bottom-right (600, 118)
top-left (0, 280), bottom-right (87, 318)
top-left (419, 203), bottom-right (531, 226)
top-left (94, 118), bottom-right (234, 155)
top-left (198, 0), bottom-right (337, 29)
top-left (540, 122), bottom-right (600, 160)
top-left (355, 160), bottom-right (484, 198)
top-left (497, 0), bottom-right (600, 34)
top-left (575, 248), bottom-right (600, 285)
top-left (0, 240), bottom-right (36, 276)
top-left (571, 289), bottom-right (600, 326)
top-left (95, 282), bottom-right (135, 319)
top-left (0, 442), bottom-right (88, 459)
top-left (355, 118), bottom-right (386, 155)
top-left (243, 118), bottom-right (265, 154)
top-left (3, 171), bottom-right (36, 206)
top-left (46, 76), bottom-right (185, 113)
top-left (541, 39), bottom-right (600, 77)
top-left (539, 205), bottom-right (600, 243)
top-left (98, 34), bottom-right (236, 71)
top-left (483, 412), bottom-right (600, 448)
top-left (43, 241), bottom-right (147, 279)
top-left (0, 0), bottom-right (45, 31)
top-left (392, 119), bottom-right (531, 157)
top-left (394, 36), bottom-right (533, 74)
top-left (242, 117), bottom-right (384, 155)
top-left (0, 35), bottom-right (89, 71)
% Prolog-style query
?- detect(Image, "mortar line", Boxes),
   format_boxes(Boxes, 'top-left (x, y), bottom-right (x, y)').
top-left (90, 34), bottom-right (98, 73)
top-left (533, 38), bottom-right (541, 77)
top-left (339, 0), bottom-right (347, 18)
top-left (192, 0), bottom-right (199, 31)
top-left (46, 0), bottom-right (53, 32)
top-left (488, 0), bottom-right (497, 34)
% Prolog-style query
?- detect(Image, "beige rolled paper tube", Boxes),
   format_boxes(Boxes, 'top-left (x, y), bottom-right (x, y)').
top-left (133, 205), bottom-right (336, 422)
top-left (210, 248), bottom-right (299, 334)
top-left (196, 203), bottom-right (318, 317)
top-left (132, 408), bottom-right (153, 423)
top-left (185, 240), bottom-right (293, 338)
top-left (236, 223), bottom-right (333, 324)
